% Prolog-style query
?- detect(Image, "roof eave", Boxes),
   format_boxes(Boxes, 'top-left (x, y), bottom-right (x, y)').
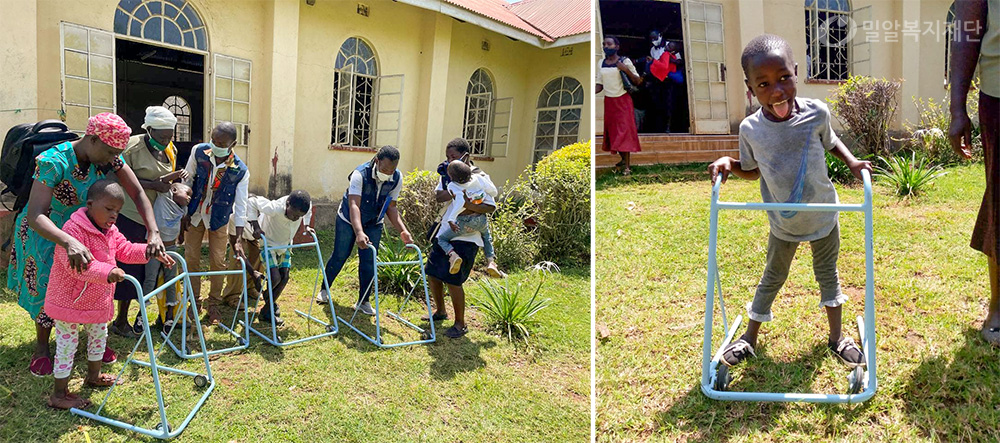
top-left (395, 0), bottom-right (551, 48)
top-left (542, 32), bottom-right (590, 48)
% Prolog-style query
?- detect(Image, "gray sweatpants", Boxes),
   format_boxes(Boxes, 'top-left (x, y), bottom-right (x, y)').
top-left (746, 225), bottom-right (847, 322)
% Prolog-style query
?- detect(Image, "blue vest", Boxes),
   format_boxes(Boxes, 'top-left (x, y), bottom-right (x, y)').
top-left (187, 144), bottom-right (248, 231)
top-left (339, 161), bottom-right (400, 228)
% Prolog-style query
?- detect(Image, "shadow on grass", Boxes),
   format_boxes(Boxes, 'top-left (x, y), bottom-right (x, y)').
top-left (903, 327), bottom-right (1000, 441)
top-left (655, 342), bottom-right (872, 441)
top-left (425, 331), bottom-right (496, 381)
top-left (596, 162), bottom-right (709, 191)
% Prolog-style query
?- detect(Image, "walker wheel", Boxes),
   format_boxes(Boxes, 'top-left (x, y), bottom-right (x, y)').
top-left (155, 423), bottom-right (171, 433)
top-left (194, 375), bottom-right (208, 388)
top-left (237, 337), bottom-right (248, 347)
top-left (326, 324), bottom-right (336, 333)
top-left (714, 365), bottom-right (732, 391)
top-left (420, 331), bottom-right (432, 341)
top-left (847, 366), bottom-right (865, 395)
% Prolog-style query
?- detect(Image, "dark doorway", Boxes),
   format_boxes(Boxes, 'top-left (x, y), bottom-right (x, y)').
top-left (600, 0), bottom-right (690, 133)
top-left (116, 38), bottom-right (205, 169)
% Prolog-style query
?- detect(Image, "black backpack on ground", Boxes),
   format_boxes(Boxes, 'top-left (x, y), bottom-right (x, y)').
top-left (0, 120), bottom-right (79, 212)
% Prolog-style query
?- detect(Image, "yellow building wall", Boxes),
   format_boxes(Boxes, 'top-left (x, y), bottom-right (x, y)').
top-left (29, 0), bottom-right (272, 191)
top-left (598, 0), bottom-right (958, 139)
top-left (290, 0), bottom-right (590, 201)
top-left (0, 0), bottom-right (40, 133)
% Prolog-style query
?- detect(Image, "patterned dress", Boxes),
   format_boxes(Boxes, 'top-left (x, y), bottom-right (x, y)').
top-left (7, 141), bottom-right (124, 323)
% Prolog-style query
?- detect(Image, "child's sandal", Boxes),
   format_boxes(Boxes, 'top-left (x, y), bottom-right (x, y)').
top-left (830, 336), bottom-right (866, 368)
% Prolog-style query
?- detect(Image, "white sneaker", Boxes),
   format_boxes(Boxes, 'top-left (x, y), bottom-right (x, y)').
top-left (355, 301), bottom-right (375, 316)
top-left (315, 288), bottom-right (330, 304)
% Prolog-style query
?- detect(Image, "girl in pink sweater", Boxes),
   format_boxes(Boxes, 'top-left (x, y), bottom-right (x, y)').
top-left (43, 180), bottom-right (174, 409)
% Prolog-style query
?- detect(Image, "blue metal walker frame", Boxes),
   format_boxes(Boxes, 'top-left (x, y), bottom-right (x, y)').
top-left (337, 242), bottom-right (436, 348)
top-left (702, 169), bottom-right (877, 403)
top-left (246, 232), bottom-right (339, 346)
top-left (162, 255), bottom-right (251, 359)
top-left (71, 252), bottom-right (215, 439)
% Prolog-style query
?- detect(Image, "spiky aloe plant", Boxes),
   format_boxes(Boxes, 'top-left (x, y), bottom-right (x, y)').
top-left (472, 262), bottom-right (557, 342)
top-left (875, 152), bottom-right (947, 198)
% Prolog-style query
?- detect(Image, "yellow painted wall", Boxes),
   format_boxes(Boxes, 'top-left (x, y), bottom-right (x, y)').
top-left (29, 0), bottom-right (272, 190)
top-left (598, 0), bottom-right (959, 137)
top-left (0, 0), bottom-right (40, 132)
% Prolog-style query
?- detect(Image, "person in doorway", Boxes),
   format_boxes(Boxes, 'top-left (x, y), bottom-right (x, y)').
top-left (110, 106), bottom-right (187, 338)
top-left (949, 0), bottom-right (999, 346)
top-left (181, 122), bottom-right (249, 325)
top-left (597, 36), bottom-right (642, 175)
top-left (314, 146), bottom-right (414, 315)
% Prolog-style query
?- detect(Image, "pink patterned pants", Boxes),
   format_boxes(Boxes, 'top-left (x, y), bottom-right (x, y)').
top-left (53, 320), bottom-right (107, 379)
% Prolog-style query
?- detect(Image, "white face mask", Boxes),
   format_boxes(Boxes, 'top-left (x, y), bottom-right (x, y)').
top-left (210, 142), bottom-right (231, 158)
top-left (376, 170), bottom-right (392, 182)
top-left (652, 37), bottom-right (662, 46)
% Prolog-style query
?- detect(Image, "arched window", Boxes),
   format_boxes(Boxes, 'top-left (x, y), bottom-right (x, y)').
top-left (463, 69), bottom-right (494, 156)
top-left (331, 37), bottom-right (378, 148)
top-left (805, 0), bottom-right (851, 81)
top-left (534, 77), bottom-right (583, 163)
top-left (114, 0), bottom-right (208, 51)
top-left (162, 95), bottom-right (191, 142)
top-left (945, 2), bottom-right (956, 84)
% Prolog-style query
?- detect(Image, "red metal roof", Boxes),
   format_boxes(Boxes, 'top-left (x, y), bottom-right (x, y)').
top-left (443, 0), bottom-right (590, 42)
top-left (507, 0), bottom-right (591, 39)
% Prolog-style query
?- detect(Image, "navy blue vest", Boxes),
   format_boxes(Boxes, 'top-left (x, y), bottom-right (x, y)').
top-left (339, 161), bottom-right (400, 228)
top-left (187, 144), bottom-right (248, 231)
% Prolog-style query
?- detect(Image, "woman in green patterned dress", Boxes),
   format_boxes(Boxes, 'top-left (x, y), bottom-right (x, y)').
top-left (8, 113), bottom-right (165, 377)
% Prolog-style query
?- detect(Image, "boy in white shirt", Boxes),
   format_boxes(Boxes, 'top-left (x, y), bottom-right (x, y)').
top-left (222, 190), bottom-right (313, 326)
top-left (438, 161), bottom-right (497, 274)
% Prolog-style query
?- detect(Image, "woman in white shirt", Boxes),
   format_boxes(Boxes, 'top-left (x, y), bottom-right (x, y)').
top-left (596, 36), bottom-right (643, 176)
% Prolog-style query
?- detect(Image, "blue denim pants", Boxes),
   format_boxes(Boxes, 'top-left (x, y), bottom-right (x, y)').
top-left (437, 213), bottom-right (495, 259)
top-left (323, 217), bottom-right (383, 304)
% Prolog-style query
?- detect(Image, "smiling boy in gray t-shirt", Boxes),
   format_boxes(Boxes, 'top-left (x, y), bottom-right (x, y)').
top-left (707, 34), bottom-right (873, 370)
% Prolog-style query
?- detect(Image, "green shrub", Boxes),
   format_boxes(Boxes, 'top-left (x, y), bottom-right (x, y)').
top-left (825, 151), bottom-right (853, 184)
top-left (471, 262), bottom-right (557, 342)
top-left (828, 75), bottom-right (901, 157)
top-left (528, 141), bottom-right (591, 267)
top-left (875, 152), bottom-right (947, 198)
top-left (904, 79), bottom-right (982, 165)
top-left (390, 168), bottom-right (444, 251)
top-left (375, 235), bottom-right (420, 296)
top-left (484, 180), bottom-right (540, 271)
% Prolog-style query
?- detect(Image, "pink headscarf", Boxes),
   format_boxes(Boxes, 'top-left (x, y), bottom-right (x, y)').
top-left (85, 113), bottom-right (131, 151)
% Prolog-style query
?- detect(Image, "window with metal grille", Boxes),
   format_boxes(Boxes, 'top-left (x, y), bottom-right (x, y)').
top-left (534, 77), bottom-right (583, 164)
top-left (213, 54), bottom-right (251, 146)
top-left (331, 37), bottom-right (378, 148)
top-left (162, 95), bottom-right (191, 142)
top-left (463, 69), bottom-right (494, 156)
top-left (805, 0), bottom-right (851, 81)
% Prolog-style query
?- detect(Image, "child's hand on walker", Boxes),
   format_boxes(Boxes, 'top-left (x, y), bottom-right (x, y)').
top-left (155, 251), bottom-right (176, 268)
top-left (448, 221), bottom-right (460, 232)
top-left (108, 268), bottom-right (126, 283)
top-left (707, 157), bottom-right (733, 184)
top-left (847, 158), bottom-right (873, 181)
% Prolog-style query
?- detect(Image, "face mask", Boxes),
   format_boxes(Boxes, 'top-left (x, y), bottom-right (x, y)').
top-left (603, 47), bottom-right (617, 57)
top-left (210, 142), bottom-right (231, 158)
top-left (148, 136), bottom-right (168, 151)
top-left (376, 170), bottom-right (392, 182)
top-left (652, 37), bottom-right (662, 46)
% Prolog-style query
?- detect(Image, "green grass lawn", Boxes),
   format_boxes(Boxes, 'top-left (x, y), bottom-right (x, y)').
top-left (596, 163), bottom-right (999, 442)
top-left (0, 232), bottom-right (589, 442)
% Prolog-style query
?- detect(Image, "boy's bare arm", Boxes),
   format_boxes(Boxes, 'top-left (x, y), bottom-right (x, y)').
top-left (828, 140), bottom-right (873, 180)
top-left (708, 156), bottom-right (760, 183)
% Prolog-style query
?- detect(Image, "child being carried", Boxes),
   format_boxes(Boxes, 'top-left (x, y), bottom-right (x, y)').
top-left (438, 161), bottom-right (496, 274)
